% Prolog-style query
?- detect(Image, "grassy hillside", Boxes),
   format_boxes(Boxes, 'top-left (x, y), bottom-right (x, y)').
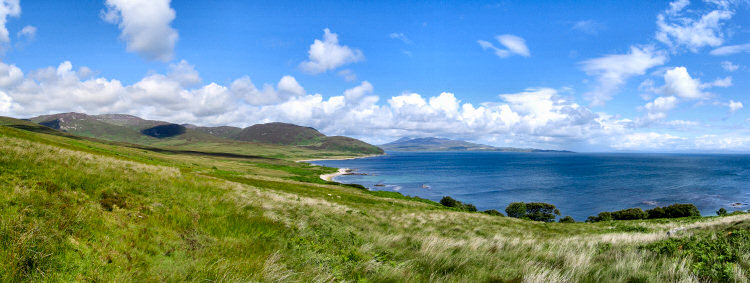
top-left (28, 113), bottom-right (383, 157)
top-left (0, 120), bottom-right (749, 281)
top-left (234, 122), bottom-right (384, 155)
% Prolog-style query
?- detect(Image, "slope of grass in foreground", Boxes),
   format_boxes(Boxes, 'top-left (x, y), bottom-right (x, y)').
top-left (0, 124), bottom-right (749, 282)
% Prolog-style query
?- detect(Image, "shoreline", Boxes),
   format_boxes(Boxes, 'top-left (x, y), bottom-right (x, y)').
top-left (295, 153), bottom-right (384, 163)
top-left (320, 168), bottom-right (352, 182)
top-left (298, 153), bottom-right (384, 182)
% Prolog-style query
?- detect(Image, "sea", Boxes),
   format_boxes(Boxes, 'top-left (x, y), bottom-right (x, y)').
top-left (311, 151), bottom-right (750, 221)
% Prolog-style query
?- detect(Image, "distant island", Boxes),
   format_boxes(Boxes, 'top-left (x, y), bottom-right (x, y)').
top-left (380, 137), bottom-right (572, 153)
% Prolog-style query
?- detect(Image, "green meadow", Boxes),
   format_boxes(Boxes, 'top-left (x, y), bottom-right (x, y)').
top-left (1, 118), bottom-right (749, 282)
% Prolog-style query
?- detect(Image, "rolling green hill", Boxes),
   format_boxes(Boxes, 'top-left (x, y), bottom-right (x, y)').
top-left (0, 116), bottom-right (748, 282)
top-left (27, 113), bottom-right (383, 157)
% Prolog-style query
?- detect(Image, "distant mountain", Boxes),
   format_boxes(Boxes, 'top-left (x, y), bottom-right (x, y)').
top-left (380, 137), bottom-right (571, 152)
top-left (233, 122), bottom-right (383, 155)
top-left (28, 112), bottom-right (383, 155)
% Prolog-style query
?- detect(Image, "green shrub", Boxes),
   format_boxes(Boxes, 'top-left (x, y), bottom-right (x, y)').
top-left (505, 202), bottom-right (526, 218)
top-left (440, 196), bottom-right (460, 208)
top-left (482, 209), bottom-right (504, 217)
top-left (716, 208), bottom-right (727, 216)
top-left (439, 196), bottom-right (477, 212)
top-left (611, 208), bottom-right (647, 220)
top-left (558, 216), bottom-right (575, 223)
top-left (643, 229), bottom-right (750, 282)
top-left (647, 203), bottom-right (700, 219)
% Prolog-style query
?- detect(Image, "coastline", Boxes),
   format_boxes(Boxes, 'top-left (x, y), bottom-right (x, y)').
top-left (320, 168), bottom-right (352, 182)
top-left (295, 153), bottom-right (384, 163)
top-left (297, 153), bottom-right (384, 182)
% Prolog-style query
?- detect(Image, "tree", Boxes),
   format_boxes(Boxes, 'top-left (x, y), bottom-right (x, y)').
top-left (525, 202), bottom-right (561, 222)
top-left (559, 216), bottom-right (575, 223)
top-left (505, 202), bottom-right (527, 218)
top-left (440, 196), bottom-right (460, 208)
top-left (716, 208), bottom-right (728, 216)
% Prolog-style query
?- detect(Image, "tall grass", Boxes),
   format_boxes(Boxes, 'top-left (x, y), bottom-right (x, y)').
top-left (0, 125), bottom-right (749, 282)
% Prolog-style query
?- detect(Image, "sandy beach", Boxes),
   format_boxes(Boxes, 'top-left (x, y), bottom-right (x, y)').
top-left (320, 168), bottom-right (352, 182)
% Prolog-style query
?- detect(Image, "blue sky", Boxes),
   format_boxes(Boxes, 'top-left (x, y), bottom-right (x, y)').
top-left (0, 0), bottom-right (749, 152)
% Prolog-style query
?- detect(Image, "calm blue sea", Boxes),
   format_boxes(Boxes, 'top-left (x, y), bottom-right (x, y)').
top-left (312, 152), bottom-right (750, 221)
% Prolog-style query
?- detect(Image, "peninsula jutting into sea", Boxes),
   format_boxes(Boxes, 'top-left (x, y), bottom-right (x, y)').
top-left (1, 0), bottom-right (749, 281)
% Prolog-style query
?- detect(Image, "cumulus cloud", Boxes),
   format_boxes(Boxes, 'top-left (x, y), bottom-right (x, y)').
top-left (710, 43), bottom-right (750, 56)
top-left (642, 95), bottom-right (678, 122)
top-left (0, 0), bottom-right (19, 44)
top-left (101, 0), bottom-right (179, 62)
top-left (656, 0), bottom-right (733, 52)
top-left (478, 34), bottom-right (530, 58)
top-left (230, 75), bottom-right (305, 106)
top-left (728, 100), bottom-right (742, 113)
top-left (2, 58), bottom-right (746, 151)
top-left (662, 67), bottom-right (705, 99)
top-left (300, 28), bottom-right (364, 74)
top-left (581, 46), bottom-right (667, 106)
top-left (571, 20), bottom-right (605, 35)
top-left (720, 61), bottom-right (739, 71)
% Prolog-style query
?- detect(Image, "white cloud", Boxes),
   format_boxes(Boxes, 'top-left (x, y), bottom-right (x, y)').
top-left (666, 0), bottom-right (690, 16)
top-left (581, 46), bottom-right (667, 106)
top-left (167, 60), bottom-right (201, 87)
top-left (703, 76), bottom-right (732, 88)
top-left (337, 69), bottom-right (357, 82)
top-left (231, 75), bottom-right (305, 106)
top-left (2, 58), bottom-right (748, 152)
top-left (16, 25), bottom-right (35, 40)
top-left (728, 100), bottom-right (742, 113)
top-left (389, 32), bottom-right (411, 44)
top-left (656, 1), bottom-right (733, 52)
top-left (0, 0), bottom-right (19, 44)
top-left (611, 132), bottom-right (684, 150)
top-left (710, 43), bottom-right (750, 55)
top-left (571, 20), bottom-right (605, 35)
top-left (643, 95), bottom-right (678, 121)
top-left (662, 67), bottom-right (705, 99)
top-left (478, 34), bottom-right (530, 58)
top-left (101, 0), bottom-right (179, 62)
top-left (720, 61), bottom-right (739, 71)
top-left (343, 81), bottom-right (373, 102)
top-left (300, 28), bottom-right (364, 74)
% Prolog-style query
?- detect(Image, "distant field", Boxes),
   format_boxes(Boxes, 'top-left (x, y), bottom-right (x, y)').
top-left (1, 119), bottom-right (749, 282)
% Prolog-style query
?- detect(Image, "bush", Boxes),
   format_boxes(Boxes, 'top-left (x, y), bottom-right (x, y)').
top-left (589, 204), bottom-right (700, 223)
top-left (559, 216), bottom-right (575, 223)
top-left (439, 196), bottom-right (477, 212)
top-left (440, 196), bottom-right (460, 208)
top-left (586, 211), bottom-right (613, 223)
top-left (716, 208), bottom-right (727, 216)
top-left (647, 203), bottom-right (700, 219)
top-left (611, 208), bottom-right (648, 220)
top-left (505, 202), bottom-right (526, 218)
top-left (483, 209), bottom-right (504, 217)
